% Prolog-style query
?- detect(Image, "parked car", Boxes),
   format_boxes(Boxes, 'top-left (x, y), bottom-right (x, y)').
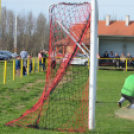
top-left (0, 54), bottom-right (9, 60)
top-left (70, 54), bottom-right (89, 66)
top-left (0, 51), bottom-right (12, 59)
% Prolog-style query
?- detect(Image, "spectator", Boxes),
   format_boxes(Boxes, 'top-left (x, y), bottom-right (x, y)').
top-left (126, 53), bottom-right (132, 67)
top-left (109, 51), bottom-right (114, 58)
top-left (103, 51), bottom-right (109, 63)
top-left (38, 50), bottom-right (45, 71)
top-left (97, 54), bottom-right (100, 59)
top-left (120, 53), bottom-right (126, 68)
top-left (20, 48), bottom-right (28, 76)
top-left (20, 48), bottom-right (28, 58)
top-left (51, 51), bottom-right (56, 69)
top-left (42, 50), bottom-right (47, 71)
top-left (103, 51), bottom-right (109, 58)
top-left (27, 55), bottom-right (32, 73)
top-left (114, 53), bottom-right (120, 68)
top-left (109, 51), bottom-right (114, 63)
top-left (15, 56), bottom-right (20, 76)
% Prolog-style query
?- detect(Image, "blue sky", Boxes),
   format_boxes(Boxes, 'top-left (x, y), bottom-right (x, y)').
top-left (2, 0), bottom-right (134, 20)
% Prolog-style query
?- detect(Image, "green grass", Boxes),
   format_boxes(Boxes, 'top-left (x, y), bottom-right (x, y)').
top-left (0, 63), bottom-right (134, 134)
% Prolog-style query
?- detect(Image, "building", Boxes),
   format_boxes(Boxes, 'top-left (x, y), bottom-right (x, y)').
top-left (56, 15), bottom-right (134, 57)
top-left (99, 15), bottom-right (134, 57)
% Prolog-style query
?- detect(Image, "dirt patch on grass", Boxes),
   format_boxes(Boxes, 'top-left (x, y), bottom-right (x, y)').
top-left (15, 105), bottom-right (25, 110)
top-left (0, 96), bottom-right (10, 100)
top-left (20, 79), bottom-right (45, 92)
top-left (19, 71), bottom-right (72, 92)
top-left (35, 79), bottom-right (45, 83)
top-left (115, 108), bottom-right (134, 120)
top-left (66, 71), bottom-right (73, 76)
top-left (56, 71), bottom-right (73, 89)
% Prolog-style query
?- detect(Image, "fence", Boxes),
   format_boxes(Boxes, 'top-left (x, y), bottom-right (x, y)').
top-left (98, 58), bottom-right (134, 71)
top-left (1, 57), bottom-right (133, 85)
top-left (1, 57), bottom-right (47, 85)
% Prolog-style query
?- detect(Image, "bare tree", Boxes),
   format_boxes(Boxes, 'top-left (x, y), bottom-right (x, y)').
top-left (0, 8), bottom-right (50, 56)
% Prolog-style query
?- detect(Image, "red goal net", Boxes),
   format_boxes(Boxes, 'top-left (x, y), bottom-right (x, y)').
top-left (5, 2), bottom-right (91, 133)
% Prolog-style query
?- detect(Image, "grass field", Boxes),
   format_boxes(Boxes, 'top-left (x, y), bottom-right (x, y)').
top-left (0, 64), bottom-right (134, 134)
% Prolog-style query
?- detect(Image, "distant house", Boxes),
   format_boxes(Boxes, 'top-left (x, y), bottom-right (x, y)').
top-left (56, 15), bottom-right (134, 57)
top-left (99, 15), bottom-right (134, 57)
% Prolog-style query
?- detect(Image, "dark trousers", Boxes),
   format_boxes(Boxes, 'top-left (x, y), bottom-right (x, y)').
top-left (122, 94), bottom-right (134, 104)
top-left (43, 58), bottom-right (46, 70)
top-left (39, 61), bottom-right (44, 71)
top-left (29, 64), bottom-right (32, 72)
top-left (51, 60), bottom-right (56, 69)
top-left (23, 66), bottom-right (26, 75)
top-left (120, 62), bottom-right (125, 68)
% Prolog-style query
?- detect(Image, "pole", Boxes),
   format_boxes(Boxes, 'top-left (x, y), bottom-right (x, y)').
top-left (20, 59), bottom-right (23, 78)
top-left (27, 58), bottom-right (30, 75)
top-left (38, 58), bottom-right (40, 72)
top-left (14, 16), bottom-right (17, 54)
top-left (32, 58), bottom-right (35, 73)
top-left (89, 0), bottom-right (98, 130)
top-left (13, 60), bottom-right (15, 81)
top-left (3, 61), bottom-right (7, 85)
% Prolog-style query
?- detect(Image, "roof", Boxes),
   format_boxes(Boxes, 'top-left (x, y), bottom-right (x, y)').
top-left (56, 23), bottom-right (90, 45)
top-left (98, 21), bottom-right (134, 36)
top-left (56, 20), bottom-right (134, 46)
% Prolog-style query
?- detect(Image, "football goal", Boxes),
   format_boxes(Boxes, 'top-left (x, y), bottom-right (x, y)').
top-left (5, 0), bottom-right (98, 132)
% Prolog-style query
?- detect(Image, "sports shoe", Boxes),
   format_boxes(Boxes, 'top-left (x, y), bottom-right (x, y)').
top-left (118, 102), bottom-right (121, 108)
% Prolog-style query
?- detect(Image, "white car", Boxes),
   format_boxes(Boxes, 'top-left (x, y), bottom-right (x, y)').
top-left (70, 54), bottom-right (89, 66)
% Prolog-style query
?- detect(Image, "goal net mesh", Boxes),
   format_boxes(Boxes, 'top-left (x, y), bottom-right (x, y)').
top-left (5, 2), bottom-right (91, 133)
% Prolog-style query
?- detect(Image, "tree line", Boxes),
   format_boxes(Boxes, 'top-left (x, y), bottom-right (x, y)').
top-left (0, 7), bottom-right (50, 56)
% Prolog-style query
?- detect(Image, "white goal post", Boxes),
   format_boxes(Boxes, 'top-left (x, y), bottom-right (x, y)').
top-left (89, 0), bottom-right (98, 130)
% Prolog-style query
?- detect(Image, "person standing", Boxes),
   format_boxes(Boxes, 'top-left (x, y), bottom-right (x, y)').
top-left (38, 50), bottom-right (45, 71)
top-left (51, 51), bottom-right (56, 69)
top-left (15, 56), bottom-right (20, 76)
top-left (27, 55), bottom-right (32, 73)
top-left (42, 50), bottom-right (47, 71)
top-left (20, 49), bottom-right (28, 76)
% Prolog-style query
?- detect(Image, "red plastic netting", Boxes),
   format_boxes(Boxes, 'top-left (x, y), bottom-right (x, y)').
top-left (5, 2), bottom-right (91, 133)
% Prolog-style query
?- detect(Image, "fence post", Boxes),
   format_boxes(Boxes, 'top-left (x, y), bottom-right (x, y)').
top-left (38, 58), bottom-right (40, 72)
top-left (20, 59), bottom-right (23, 78)
top-left (32, 58), bottom-right (35, 73)
top-left (3, 61), bottom-right (7, 85)
top-left (13, 60), bottom-right (15, 81)
top-left (126, 58), bottom-right (127, 72)
top-left (45, 58), bottom-right (47, 71)
top-left (27, 58), bottom-right (30, 76)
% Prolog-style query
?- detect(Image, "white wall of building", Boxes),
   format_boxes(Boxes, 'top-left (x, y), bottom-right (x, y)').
top-left (99, 39), bottom-right (125, 57)
top-left (126, 41), bottom-right (134, 57)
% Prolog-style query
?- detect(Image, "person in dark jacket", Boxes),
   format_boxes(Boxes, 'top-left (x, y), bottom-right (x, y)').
top-left (42, 50), bottom-right (47, 71)
top-left (103, 51), bottom-right (109, 63)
